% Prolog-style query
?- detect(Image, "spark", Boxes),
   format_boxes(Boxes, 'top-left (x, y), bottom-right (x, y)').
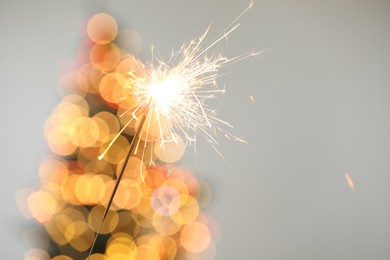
top-left (99, 1), bottom-right (259, 165)
top-left (250, 95), bottom-right (255, 103)
top-left (345, 173), bottom-right (356, 191)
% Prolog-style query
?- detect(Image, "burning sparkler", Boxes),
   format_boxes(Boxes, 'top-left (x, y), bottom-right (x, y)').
top-left (98, 0), bottom-right (258, 165)
top-left (87, 1), bottom-right (258, 258)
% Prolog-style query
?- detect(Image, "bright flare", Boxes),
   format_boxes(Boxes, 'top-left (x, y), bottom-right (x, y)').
top-left (99, 0), bottom-right (259, 162)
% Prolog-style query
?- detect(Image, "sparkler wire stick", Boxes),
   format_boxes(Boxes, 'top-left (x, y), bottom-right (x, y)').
top-left (86, 99), bottom-right (152, 259)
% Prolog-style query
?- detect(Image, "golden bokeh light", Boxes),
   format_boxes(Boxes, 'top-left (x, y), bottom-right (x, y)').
top-left (99, 72), bottom-right (126, 105)
top-left (88, 253), bottom-right (108, 260)
top-left (89, 64), bottom-right (105, 93)
top-left (61, 174), bottom-right (81, 205)
top-left (106, 232), bottom-right (137, 259)
top-left (152, 214), bottom-right (182, 236)
top-left (135, 244), bottom-right (160, 260)
top-left (88, 205), bottom-right (119, 234)
top-left (39, 156), bottom-right (68, 185)
top-left (180, 221), bottom-right (212, 253)
top-left (77, 146), bottom-right (102, 164)
top-left (47, 125), bottom-right (78, 156)
top-left (74, 174), bottom-right (105, 205)
top-left (143, 168), bottom-right (167, 189)
top-left (99, 135), bottom-right (129, 164)
top-left (84, 159), bottom-right (114, 177)
top-left (76, 63), bottom-right (100, 94)
top-left (115, 56), bottom-right (146, 81)
top-left (68, 227), bottom-right (94, 252)
top-left (108, 179), bottom-right (142, 210)
top-left (90, 43), bottom-right (121, 72)
top-left (171, 194), bottom-right (200, 225)
top-left (169, 167), bottom-right (200, 196)
top-left (148, 235), bottom-right (178, 260)
top-left (162, 178), bottom-right (190, 197)
top-left (68, 117), bottom-right (100, 148)
top-left (91, 116), bottom-right (111, 145)
top-left (87, 13), bottom-right (118, 44)
top-left (27, 190), bottom-right (58, 223)
top-left (117, 156), bottom-right (147, 181)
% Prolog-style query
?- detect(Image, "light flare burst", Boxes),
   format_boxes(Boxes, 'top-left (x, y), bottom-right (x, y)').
top-left (131, 27), bottom-right (246, 146)
top-left (99, 2), bottom-right (260, 164)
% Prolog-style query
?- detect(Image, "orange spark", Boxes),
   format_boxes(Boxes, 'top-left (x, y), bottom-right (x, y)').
top-left (249, 95), bottom-right (254, 103)
top-left (344, 173), bottom-right (355, 191)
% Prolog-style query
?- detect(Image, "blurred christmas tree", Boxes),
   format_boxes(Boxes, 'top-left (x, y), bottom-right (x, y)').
top-left (17, 13), bottom-right (218, 260)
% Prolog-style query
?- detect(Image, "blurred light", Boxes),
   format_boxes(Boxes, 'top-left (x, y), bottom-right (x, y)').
top-left (87, 13), bottom-right (118, 44)
top-left (171, 195), bottom-right (199, 225)
top-left (180, 222), bottom-right (211, 253)
top-left (153, 213), bottom-right (182, 236)
top-left (90, 43), bottom-right (121, 72)
top-left (106, 232), bottom-right (137, 259)
top-left (135, 244), bottom-right (160, 260)
top-left (98, 135), bottom-right (129, 164)
top-left (89, 253), bottom-right (107, 260)
top-left (88, 205), bottom-right (119, 234)
top-left (111, 179), bottom-right (142, 210)
top-left (27, 190), bottom-right (57, 223)
top-left (99, 72), bottom-right (126, 104)
top-left (345, 173), bottom-right (356, 191)
top-left (116, 28), bottom-right (143, 55)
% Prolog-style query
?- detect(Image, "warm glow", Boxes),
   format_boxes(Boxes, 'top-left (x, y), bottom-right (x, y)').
top-left (147, 75), bottom-right (183, 114)
top-left (180, 222), bottom-right (211, 253)
top-left (345, 173), bottom-right (356, 191)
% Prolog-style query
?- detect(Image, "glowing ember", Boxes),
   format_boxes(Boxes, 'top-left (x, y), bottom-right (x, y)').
top-left (344, 173), bottom-right (356, 191)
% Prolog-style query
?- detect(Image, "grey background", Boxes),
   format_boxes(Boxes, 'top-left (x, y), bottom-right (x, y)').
top-left (1, 0), bottom-right (390, 259)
